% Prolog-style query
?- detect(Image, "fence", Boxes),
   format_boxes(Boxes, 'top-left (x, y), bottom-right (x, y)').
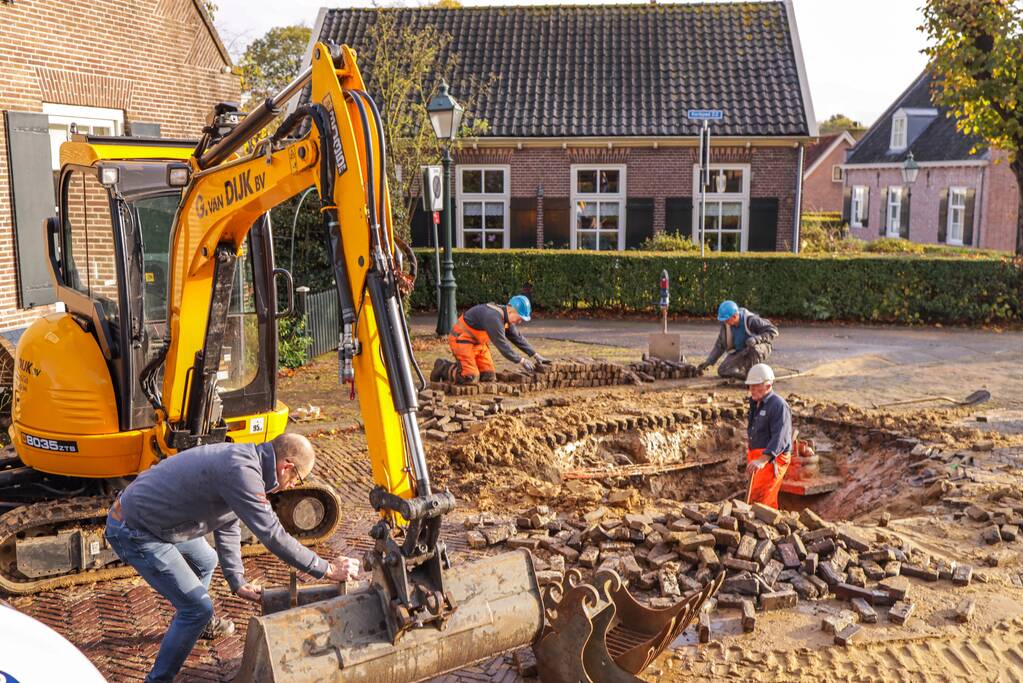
top-left (297, 287), bottom-right (339, 361)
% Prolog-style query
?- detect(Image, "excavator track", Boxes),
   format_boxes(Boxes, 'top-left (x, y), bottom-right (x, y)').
top-left (0, 481), bottom-right (342, 595)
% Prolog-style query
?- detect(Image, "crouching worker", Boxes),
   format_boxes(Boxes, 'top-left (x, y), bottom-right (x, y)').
top-left (105, 433), bottom-right (360, 683)
top-left (745, 363), bottom-right (792, 509)
top-left (432, 295), bottom-right (546, 384)
top-left (698, 300), bottom-right (778, 380)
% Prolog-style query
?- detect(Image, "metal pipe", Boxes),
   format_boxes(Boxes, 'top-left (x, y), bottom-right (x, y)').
top-left (198, 65), bottom-right (314, 169)
top-left (792, 143), bottom-right (805, 253)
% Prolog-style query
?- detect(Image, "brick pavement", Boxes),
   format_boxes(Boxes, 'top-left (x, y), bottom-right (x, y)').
top-left (15, 433), bottom-right (528, 682)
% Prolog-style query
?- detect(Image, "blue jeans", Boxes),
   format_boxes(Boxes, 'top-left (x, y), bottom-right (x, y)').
top-left (105, 516), bottom-right (219, 683)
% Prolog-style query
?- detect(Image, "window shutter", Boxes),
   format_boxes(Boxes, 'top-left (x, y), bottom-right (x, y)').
top-left (510, 197), bottom-right (538, 248)
top-left (841, 187), bottom-right (852, 224)
top-left (543, 198), bottom-right (571, 249)
top-left (4, 111), bottom-right (58, 308)
top-left (748, 198), bottom-right (779, 251)
top-left (128, 121), bottom-right (161, 138)
top-left (899, 191), bottom-right (911, 239)
top-left (665, 198), bottom-right (693, 238)
top-left (862, 188), bottom-right (870, 228)
top-left (879, 188), bottom-right (888, 236)
top-left (962, 188), bottom-right (977, 247)
top-left (937, 189), bottom-right (949, 243)
top-left (625, 198), bottom-right (654, 248)
top-left (409, 205), bottom-right (431, 247)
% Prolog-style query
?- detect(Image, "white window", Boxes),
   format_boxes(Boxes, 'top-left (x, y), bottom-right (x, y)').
top-left (947, 187), bottom-right (967, 245)
top-left (886, 186), bottom-right (903, 236)
top-left (890, 111), bottom-right (907, 151)
top-left (691, 165), bottom-right (750, 252)
top-left (456, 165), bottom-right (509, 249)
top-left (832, 165), bottom-right (844, 182)
top-left (850, 186), bottom-right (869, 228)
top-left (42, 103), bottom-right (124, 171)
top-left (571, 165), bottom-right (626, 251)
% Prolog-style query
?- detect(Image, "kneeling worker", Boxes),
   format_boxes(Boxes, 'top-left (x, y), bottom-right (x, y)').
top-left (432, 295), bottom-right (546, 384)
top-left (698, 300), bottom-right (778, 380)
top-left (105, 433), bottom-right (360, 683)
top-left (745, 363), bottom-right (792, 509)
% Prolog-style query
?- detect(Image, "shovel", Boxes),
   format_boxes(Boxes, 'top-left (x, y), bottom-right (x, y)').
top-left (873, 389), bottom-right (991, 409)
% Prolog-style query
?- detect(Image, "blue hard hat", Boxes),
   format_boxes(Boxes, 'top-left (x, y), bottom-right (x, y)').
top-left (717, 300), bottom-right (739, 322)
top-left (508, 295), bottom-right (532, 321)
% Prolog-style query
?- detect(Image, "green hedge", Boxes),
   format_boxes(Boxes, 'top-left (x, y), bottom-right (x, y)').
top-left (411, 249), bottom-right (1023, 324)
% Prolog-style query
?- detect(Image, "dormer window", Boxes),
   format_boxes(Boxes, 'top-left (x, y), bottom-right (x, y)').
top-left (890, 111), bottom-right (907, 150)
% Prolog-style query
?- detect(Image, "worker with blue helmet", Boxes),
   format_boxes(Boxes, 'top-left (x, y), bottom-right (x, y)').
top-left (697, 300), bottom-right (779, 380)
top-left (431, 293), bottom-right (547, 384)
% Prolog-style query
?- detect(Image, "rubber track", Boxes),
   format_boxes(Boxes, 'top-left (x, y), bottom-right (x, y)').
top-left (0, 482), bottom-right (342, 595)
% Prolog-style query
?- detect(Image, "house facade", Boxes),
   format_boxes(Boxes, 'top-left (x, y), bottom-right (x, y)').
top-left (842, 70), bottom-right (1018, 251)
top-left (0, 0), bottom-right (239, 343)
top-left (802, 131), bottom-right (857, 213)
top-left (311, 2), bottom-right (817, 254)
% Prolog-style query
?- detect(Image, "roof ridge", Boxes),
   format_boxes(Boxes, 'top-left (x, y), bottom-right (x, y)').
top-left (849, 68), bottom-right (931, 157)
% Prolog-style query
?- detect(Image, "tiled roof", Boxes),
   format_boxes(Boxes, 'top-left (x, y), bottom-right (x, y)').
top-left (846, 70), bottom-right (985, 165)
top-left (312, 3), bottom-right (812, 138)
top-left (804, 133), bottom-right (842, 168)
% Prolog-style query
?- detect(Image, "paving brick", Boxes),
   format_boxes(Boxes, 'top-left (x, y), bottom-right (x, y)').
top-left (878, 576), bottom-right (911, 601)
top-left (954, 597), bottom-right (976, 623)
top-left (952, 564), bottom-right (974, 587)
top-left (835, 623), bottom-right (862, 646)
top-left (889, 600), bottom-right (915, 625)
top-left (741, 600), bottom-right (757, 632)
top-left (736, 535), bottom-right (757, 561)
top-left (851, 598), bottom-right (878, 623)
top-left (778, 543), bottom-right (801, 568)
top-left (900, 564), bottom-right (939, 582)
top-left (760, 589), bottom-right (797, 610)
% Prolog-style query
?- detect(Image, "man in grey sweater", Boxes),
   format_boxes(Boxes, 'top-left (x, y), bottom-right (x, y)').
top-left (105, 433), bottom-right (358, 683)
top-left (697, 299), bottom-right (779, 380)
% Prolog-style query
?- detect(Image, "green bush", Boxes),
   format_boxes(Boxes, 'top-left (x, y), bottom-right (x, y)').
top-left (800, 212), bottom-right (846, 253)
top-left (410, 250), bottom-right (1022, 324)
top-left (635, 233), bottom-right (699, 252)
top-left (278, 315), bottom-right (312, 369)
top-left (863, 238), bottom-right (926, 255)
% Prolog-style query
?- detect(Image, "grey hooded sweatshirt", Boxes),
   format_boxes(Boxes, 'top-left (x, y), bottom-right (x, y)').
top-left (118, 441), bottom-right (328, 592)
top-left (704, 308), bottom-right (779, 366)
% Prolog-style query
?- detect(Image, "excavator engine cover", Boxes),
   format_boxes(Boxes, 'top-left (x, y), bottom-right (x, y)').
top-left (236, 550), bottom-right (544, 682)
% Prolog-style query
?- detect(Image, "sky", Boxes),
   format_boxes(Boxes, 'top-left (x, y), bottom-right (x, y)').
top-left (213, 0), bottom-right (931, 129)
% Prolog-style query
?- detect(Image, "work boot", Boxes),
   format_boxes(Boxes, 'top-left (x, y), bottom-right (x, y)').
top-left (199, 616), bottom-right (235, 640)
top-left (455, 373), bottom-right (479, 385)
top-left (430, 358), bottom-right (449, 382)
top-left (479, 371), bottom-right (496, 383)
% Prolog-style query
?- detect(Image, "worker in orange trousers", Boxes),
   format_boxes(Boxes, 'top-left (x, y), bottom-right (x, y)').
top-left (744, 363), bottom-right (792, 509)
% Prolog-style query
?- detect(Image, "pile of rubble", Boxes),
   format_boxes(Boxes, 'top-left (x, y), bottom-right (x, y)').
top-left (416, 389), bottom-right (507, 439)
top-left (465, 499), bottom-right (978, 644)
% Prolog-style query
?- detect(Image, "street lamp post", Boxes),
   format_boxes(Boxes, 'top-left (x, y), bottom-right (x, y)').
top-left (427, 81), bottom-right (464, 336)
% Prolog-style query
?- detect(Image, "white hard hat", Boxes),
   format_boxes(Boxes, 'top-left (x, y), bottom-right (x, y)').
top-left (745, 363), bottom-right (775, 385)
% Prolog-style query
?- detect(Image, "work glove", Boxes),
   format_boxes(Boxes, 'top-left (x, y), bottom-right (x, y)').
top-left (532, 353), bottom-right (549, 364)
top-left (745, 336), bottom-right (759, 348)
top-left (696, 361), bottom-right (710, 375)
top-left (519, 358), bottom-right (536, 373)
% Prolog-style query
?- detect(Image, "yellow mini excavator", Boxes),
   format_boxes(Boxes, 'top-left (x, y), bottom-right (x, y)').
top-left (2, 43), bottom-right (719, 680)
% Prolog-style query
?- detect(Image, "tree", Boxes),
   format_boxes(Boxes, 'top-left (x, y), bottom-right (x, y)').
top-left (359, 10), bottom-right (493, 241)
top-left (922, 0), bottom-right (1023, 255)
top-left (239, 25), bottom-right (311, 109)
top-left (819, 113), bottom-right (863, 134)
top-left (202, 1), bottom-right (218, 20)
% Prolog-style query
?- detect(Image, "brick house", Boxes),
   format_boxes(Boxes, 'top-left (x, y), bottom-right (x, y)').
top-left (0, 0), bottom-right (239, 348)
top-left (310, 1), bottom-right (817, 254)
top-left (841, 70), bottom-right (1018, 251)
top-left (802, 130), bottom-right (857, 213)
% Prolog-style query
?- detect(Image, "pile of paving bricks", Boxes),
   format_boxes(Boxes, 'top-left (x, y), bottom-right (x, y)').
top-left (430, 358), bottom-right (698, 397)
top-left (416, 389), bottom-right (506, 440)
top-left (464, 500), bottom-right (977, 645)
top-left (536, 403), bottom-right (742, 449)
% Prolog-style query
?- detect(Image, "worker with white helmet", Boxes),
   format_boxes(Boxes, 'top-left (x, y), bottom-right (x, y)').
top-left (697, 300), bottom-right (778, 380)
top-left (744, 363), bottom-right (793, 509)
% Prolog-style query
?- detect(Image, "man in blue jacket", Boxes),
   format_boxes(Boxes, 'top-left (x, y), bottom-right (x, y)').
top-left (105, 433), bottom-right (359, 683)
top-left (697, 300), bottom-right (779, 380)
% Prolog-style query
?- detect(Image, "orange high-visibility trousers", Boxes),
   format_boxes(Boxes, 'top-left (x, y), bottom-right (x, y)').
top-left (747, 447), bottom-right (791, 509)
top-left (448, 316), bottom-right (495, 381)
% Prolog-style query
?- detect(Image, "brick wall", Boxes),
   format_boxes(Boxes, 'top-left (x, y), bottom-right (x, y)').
top-left (843, 162), bottom-right (1016, 251)
top-left (456, 143), bottom-right (800, 251)
top-left (0, 0), bottom-right (240, 333)
top-left (802, 140), bottom-right (851, 213)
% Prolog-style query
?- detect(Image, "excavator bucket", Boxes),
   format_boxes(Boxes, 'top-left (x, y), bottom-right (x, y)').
top-left (236, 550), bottom-right (545, 682)
top-left (533, 568), bottom-right (724, 681)
top-left (237, 554), bottom-right (723, 682)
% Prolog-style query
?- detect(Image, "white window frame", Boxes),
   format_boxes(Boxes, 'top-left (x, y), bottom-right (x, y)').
top-left (890, 111), bottom-right (907, 151)
top-left (43, 103), bottom-right (124, 171)
top-left (886, 186), bottom-right (904, 237)
top-left (691, 163), bottom-right (751, 252)
top-left (831, 165), bottom-right (844, 183)
top-left (570, 164), bottom-right (627, 251)
top-left (455, 165), bottom-right (510, 249)
top-left (947, 187), bottom-right (967, 246)
top-left (850, 185), bottom-right (868, 228)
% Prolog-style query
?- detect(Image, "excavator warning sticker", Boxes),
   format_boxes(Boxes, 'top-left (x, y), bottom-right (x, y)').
top-left (322, 94), bottom-right (348, 177)
top-left (22, 433), bottom-right (78, 453)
